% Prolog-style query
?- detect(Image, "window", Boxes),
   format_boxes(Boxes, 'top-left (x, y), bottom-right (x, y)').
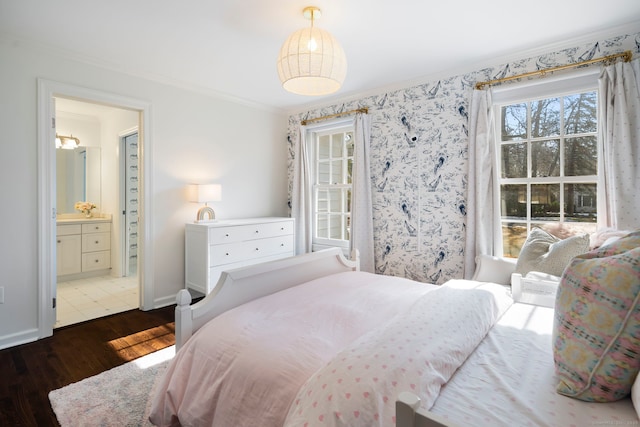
top-left (309, 123), bottom-right (354, 251)
top-left (497, 90), bottom-right (599, 257)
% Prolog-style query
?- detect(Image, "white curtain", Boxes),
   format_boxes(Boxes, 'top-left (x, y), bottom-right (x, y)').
top-left (598, 58), bottom-right (640, 230)
top-left (351, 113), bottom-right (375, 273)
top-left (463, 88), bottom-right (502, 279)
top-left (292, 125), bottom-right (312, 254)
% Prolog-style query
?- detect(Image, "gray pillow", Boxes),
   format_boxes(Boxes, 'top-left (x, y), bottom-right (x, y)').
top-left (515, 227), bottom-right (589, 277)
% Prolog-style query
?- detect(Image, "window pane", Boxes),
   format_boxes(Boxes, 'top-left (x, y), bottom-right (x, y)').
top-left (502, 223), bottom-right (527, 258)
top-left (501, 184), bottom-right (526, 219)
top-left (346, 133), bottom-right (354, 157)
top-left (530, 184), bottom-right (559, 221)
top-left (501, 103), bottom-right (527, 140)
top-left (318, 136), bottom-right (330, 160)
top-left (501, 142), bottom-right (527, 178)
top-left (327, 188), bottom-right (343, 212)
top-left (328, 215), bottom-right (343, 240)
top-left (331, 160), bottom-right (343, 184)
top-left (347, 158), bottom-right (353, 184)
top-left (531, 139), bottom-right (559, 177)
top-left (565, 136), bottom-right (597, 176)
top-left (564, 183), bottom-right (597, 223)
top-left (531, 98), bottom-right (560, 137)
top-left (564, 92), bottom-right (597, 134)
top-left (332, 134), bottom-right (343, 157)
top-left (316, 214), bottom-right (328, 238)
top-left (317, 161), bottom-right (330, 184)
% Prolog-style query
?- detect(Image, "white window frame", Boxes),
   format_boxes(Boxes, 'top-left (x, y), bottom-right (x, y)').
top-left (492, 69), bottom-right (601, 255)
top-left (306, 119), bottom-right (354, 252)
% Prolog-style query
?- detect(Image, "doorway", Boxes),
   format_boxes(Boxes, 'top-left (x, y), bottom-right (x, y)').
top-left (37, 79), bottom-right (153, 340)
top-left (54, 99), bottom-right (140, 328)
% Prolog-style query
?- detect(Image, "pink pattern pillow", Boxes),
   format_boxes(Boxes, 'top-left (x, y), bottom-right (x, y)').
top-left (553, 230), bottom-right (640, 402)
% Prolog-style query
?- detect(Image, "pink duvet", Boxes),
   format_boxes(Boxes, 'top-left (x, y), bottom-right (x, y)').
top-left (148, 271), bottom-right (436, 427)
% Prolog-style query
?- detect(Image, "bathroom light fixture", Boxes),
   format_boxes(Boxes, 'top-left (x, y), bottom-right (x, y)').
top-left (276, 6), bottom-right (347, 96)
top-left (55, 133), bottom-right (80, 150)
top-left (187, 184), bottom-right (222, 223)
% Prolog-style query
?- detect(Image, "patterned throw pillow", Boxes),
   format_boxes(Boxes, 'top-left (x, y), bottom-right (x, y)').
top-left (515, 228), bottom-right (590, 277)
top-left (553, 230), bottom-right (640, 402)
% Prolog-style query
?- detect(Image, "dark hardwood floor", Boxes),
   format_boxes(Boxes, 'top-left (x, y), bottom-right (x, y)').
top-left (0, 306), bottom-right (175, 427)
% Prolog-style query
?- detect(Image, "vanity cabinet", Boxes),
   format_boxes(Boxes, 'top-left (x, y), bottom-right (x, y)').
top-left (56, 220), bottom-right (111, 279)
top-left (57, 225), bottom-right (82, 276)
top-left (185, 217), bottom-right (295, 295)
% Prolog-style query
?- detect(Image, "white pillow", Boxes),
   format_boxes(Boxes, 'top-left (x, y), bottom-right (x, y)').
top-left (515, 228), bottom-right (589, 277)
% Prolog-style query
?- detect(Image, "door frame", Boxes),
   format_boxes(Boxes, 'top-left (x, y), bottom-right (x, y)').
top-left (37, 79), bottom-right (154, 339)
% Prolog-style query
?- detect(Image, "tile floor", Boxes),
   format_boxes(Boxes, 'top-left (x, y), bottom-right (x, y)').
top-left (55, 275), bottom-right (139, 328)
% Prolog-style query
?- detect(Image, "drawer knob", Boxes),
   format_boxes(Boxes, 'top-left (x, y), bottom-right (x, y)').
top-left (57, 240), bottom-right (61, 243)
top-left (225, 233), bottom-right (229, 237)
top-left (255, 248), bottom-right (259, 251)
top-left (280, 243), bottom-right (284, 246)
top-left (95, 226), bottom-right (99, 230)
top-left (95, 240), bottom-right (99, 244)
top-left (95, 259), bottom-right (99, 263)
top-left (225, 252), bottom-right (229, 256)
top-left (255, 230), bottom-right (259, 233)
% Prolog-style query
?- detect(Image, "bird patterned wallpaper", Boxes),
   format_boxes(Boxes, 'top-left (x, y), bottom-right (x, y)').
top-left (287, 31), bottom-right (640, 285)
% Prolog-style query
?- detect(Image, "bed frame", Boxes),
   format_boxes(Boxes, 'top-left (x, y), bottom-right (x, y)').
top-left (174, 247), bottom-right (456, 427)
top-left (396, 392), bottom-right (457, 427)
top-left (175, 247), bottom-right (359, 350)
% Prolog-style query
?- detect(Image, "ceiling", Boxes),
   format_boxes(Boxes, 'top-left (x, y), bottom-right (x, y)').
top-left (2, 0), bottom-right (639, 113)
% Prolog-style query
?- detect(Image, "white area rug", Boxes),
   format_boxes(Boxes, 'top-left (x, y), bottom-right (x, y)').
top-left (49, 346), bottom-right (174, 427)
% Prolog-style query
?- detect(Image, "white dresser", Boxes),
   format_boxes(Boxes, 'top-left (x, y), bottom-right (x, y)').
top-left (185, 217), bottom-right (295, 295)
top-left (56, 219), bottom-right (111, 280)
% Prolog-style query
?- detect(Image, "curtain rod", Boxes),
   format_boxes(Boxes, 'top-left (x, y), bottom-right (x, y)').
top-left (475, 50), bottom-right (633, 90)
top-left (301, 107), bottom-right (369, 126)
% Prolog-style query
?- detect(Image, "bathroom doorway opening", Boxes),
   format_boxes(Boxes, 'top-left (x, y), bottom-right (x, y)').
top-left (53, 99), bottom-right (141, 328)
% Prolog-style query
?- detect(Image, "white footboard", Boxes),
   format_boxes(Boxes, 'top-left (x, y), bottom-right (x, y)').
top-left (175, 248), bottom-right (359, 350)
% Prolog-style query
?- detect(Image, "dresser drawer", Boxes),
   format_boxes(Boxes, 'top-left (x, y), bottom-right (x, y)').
top-left (210, 242), bottom-right (245, 266)
top-left (257, 221), bottom-right (294, 238)
top-left (82, 222), bottom-right (111, 233)
top-left (208, 221), bottom-right (293, 244)
top-left (82, 232), bottom-right (111, 252)
top-left (243, 235), bottom-right (294, 261)
top-left (209, 226), bottom-right (254, 244)
top-left (82, 250), bottom-right (111, 271)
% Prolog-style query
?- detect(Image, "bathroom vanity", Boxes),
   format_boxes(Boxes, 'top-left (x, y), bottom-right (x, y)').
top-left (56, 217), bottom-right (112, 280)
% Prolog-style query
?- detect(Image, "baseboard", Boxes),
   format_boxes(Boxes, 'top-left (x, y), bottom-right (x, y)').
top-left (152, 294), bottom-right (176, 310)
top-left (0, 328), bottom-right (40, 351)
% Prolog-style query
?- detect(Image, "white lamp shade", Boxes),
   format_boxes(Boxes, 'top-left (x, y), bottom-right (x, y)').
top-left (277, 26), bottom-right (347, 96)
top-left (187, 184), bottom-right (222, 203)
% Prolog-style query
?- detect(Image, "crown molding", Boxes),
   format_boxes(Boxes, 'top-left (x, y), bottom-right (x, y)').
top-left (287, 20), bottom-right (640, 116)
top-left (1, 32), bottom-right (286, 116)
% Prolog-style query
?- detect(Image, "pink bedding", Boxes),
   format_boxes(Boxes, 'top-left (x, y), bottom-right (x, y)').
top-left (148, 271), bottom-right (437, 427)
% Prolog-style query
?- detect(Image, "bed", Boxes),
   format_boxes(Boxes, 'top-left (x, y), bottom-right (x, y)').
top-left (149, 246), bottom-right (640, 427)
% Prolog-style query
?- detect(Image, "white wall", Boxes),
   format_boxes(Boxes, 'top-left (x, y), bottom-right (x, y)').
top-left (0, 37), bottom-right (288, 349)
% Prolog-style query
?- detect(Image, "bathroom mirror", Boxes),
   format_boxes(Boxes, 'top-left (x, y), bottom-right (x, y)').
top-left (56, 146), bottom-right (101, 214)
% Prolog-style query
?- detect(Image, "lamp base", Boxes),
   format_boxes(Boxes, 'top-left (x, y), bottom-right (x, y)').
top-left (196, 206), bottom-right (216, 222)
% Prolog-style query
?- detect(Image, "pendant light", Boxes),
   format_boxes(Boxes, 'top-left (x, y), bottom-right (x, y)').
top-left (277, 6), bottom-right (347, 96)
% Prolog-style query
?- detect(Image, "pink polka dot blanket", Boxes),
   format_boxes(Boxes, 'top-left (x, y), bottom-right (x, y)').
top-left (283, 280), bottom-right (513, 427)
